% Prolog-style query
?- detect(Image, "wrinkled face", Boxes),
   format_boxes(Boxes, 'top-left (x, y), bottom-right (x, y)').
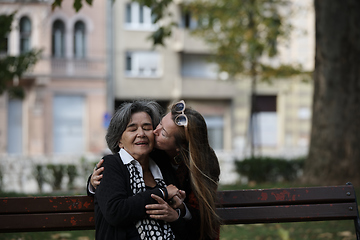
top-left (153, 112), bottom-right (179, 156)
top-left (119, 112), bottom-right (154, 161)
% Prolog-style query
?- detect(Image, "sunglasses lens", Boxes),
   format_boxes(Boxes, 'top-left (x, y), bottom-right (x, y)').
top-left (175, 115), bottom-right (187, 126)
top-left (174, 102), bottom-right (185, 112)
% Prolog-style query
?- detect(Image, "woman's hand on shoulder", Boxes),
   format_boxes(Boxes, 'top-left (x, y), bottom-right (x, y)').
top-left (91, 159), bottom-right (104, 189)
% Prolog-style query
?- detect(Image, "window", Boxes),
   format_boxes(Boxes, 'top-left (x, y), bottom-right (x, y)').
top-left (205, 116), bottom-right (224, 150)
top-left (0, 35), bottom-right (8, 55)
top-left (125, 2), bottom-right (156, 30)
top-left (251, 95), bottom-right (277, 147)
top-left (7, 99), bottom-right (23, 154)
top-left (74, 21), bottom-right (86, 58)
top-left (181, 54), bottom-right (218, 79)
top-left (19, 16), bottom-right (31, 54)
top-left (52, 20), bottom-right (65, 58)
top-left (125, 51), bottom-right (161, 77)
top-left (53, 95), bottom-right (85, 154)
top-left (181, 10), bottom-right (198, 29)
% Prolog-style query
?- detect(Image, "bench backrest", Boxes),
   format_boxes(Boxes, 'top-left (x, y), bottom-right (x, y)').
top-left (0, 196), bottom-right (94, 232)
top-left (1, 184), bottom-right (359, 235)
top-left (217, 184), bottom-right (359, 224)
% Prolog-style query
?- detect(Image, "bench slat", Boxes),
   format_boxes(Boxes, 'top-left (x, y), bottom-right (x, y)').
top-left (217, 185), bottom-right (355, 207)
top-left (0, 196), bottom-right (94, 214)
top-left (217, 202), bottom-right (358, 224)
top-left (0, 212), bottom-right (95, 233)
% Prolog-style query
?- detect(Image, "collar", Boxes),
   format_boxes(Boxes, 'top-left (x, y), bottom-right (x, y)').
top-left (119, 148), bottom-right (163, 180)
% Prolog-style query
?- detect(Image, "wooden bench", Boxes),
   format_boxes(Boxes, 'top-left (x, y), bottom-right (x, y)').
top-left (1, 183), bottom-right (360, 239)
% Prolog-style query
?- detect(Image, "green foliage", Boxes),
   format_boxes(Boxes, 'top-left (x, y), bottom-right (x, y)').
top-left (137, 0), bottom-right (175, 46)
top-left (0, 12), bottom-right (41, 99)
top-left (186, 0), bottom-right (304, 80)
top-left (0, 51), bottom-right (42, 98)
top-left (0, 13), bottom-right (14, 46)
top-left (47, 164), bottom-right (66, 190)
top-left (67, 165), bottom-right (78, 189)
top-left (34, 165), bottom-right (46, 193)
top-left (52, 0), bottom-right (93, 12)
top-left (235, 156), bottom-right (305, 183)
top-left (32, 158), bottom-right (96, 192)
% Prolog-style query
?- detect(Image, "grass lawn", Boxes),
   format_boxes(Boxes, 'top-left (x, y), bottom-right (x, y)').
top-left (220, 221), bottom-right (356, 240)
top-left (0, 231), bottom-right (95, 240)
top-left (0, 221), bottom-right (356, 240)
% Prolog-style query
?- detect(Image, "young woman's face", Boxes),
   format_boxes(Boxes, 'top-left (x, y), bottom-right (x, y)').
top-left (153, 112), bottom-right (179, 156)
top-left (119, 111), bottom-right (154, 161)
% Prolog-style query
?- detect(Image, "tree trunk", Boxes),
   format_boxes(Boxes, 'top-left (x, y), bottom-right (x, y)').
top-left (303, 0), bottom-right (360, 186)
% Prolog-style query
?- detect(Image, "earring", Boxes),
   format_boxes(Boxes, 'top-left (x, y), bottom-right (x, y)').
top-left (173, 154), bottom-right (182, 165)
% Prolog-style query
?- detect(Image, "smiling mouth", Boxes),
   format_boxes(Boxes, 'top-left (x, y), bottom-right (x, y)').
top-left (135, 142), bottom-right (148, 145)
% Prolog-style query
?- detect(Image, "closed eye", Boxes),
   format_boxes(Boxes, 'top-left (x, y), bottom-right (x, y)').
top-left (128, 127), bottom-right (137, 132)
top-left (143, 123), bottom-right (153, 131)
top-left (161, 129), bottom-right (167, 136)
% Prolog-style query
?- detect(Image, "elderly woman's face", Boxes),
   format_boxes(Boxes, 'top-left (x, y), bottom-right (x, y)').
top-left (119, 112), bottom-right (154, 161)
top-left (153, 112), bottom-right (178, 155)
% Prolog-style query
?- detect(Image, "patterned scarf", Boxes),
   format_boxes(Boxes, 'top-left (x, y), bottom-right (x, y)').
top-left (126, 162), bottom-right (175, 240)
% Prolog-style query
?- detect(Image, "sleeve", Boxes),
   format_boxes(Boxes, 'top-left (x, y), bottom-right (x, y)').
top-left (182, 203), bottom-right (192, 220)
top-left (86, 174), bottom-right (95, 196)
top-left (95, 154), bottom-right (166, 227)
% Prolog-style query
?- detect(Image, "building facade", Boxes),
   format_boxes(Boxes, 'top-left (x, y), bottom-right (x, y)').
top-left (0, 0), bottom-right (314, 191)
top-left (0, 0), bottom-right (108, 192)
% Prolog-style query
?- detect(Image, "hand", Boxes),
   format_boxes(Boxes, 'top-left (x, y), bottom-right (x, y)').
top-left (166, 184), bottom-right (180, 200)
top-left (91, 159), bottom-right (104, 189)
top-left (168, 190), bottom-right (186, 209)
top-left (146, 194), bottom-right (179, 222)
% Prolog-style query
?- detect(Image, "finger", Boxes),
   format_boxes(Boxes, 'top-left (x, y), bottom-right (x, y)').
top-left (146, 209), bottom-right (163, 215)
top-left (179, 190), bottom-right (186, 197)
top-left (94, 180), bottom-right (102, 185)
top-left (145, 203), bottom-right (165, 210)
top-left (149, 214), bottom-right (165, 220)
top-left (151, 194), bottom-right (166, 204)
top-left (95, 159), bottom-right (104, 170)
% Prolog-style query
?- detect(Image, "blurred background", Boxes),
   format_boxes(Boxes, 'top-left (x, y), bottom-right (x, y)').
top-left (2, 0), bottom-right (360, 239)
top-left (0, 0), bottom-right (314, 194)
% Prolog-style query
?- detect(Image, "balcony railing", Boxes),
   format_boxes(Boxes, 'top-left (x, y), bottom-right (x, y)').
top-left (50, 58), bottom-right (107, 78)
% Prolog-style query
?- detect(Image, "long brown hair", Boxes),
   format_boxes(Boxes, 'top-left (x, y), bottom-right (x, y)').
top-left (171, 105), bottom-right (221, 239)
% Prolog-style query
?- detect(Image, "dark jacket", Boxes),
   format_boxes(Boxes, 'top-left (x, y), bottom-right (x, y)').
top-left (91, 150), bottom-right (201, 240)
top-left (94, 152), bottom-right (185, 240)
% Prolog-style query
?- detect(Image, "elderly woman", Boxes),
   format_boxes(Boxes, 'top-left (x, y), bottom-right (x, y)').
top-left (95, 100), bottom-right (182, 240)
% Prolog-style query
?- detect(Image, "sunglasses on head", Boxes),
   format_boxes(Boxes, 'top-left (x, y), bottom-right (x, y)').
top-left (174, 100), bottom-right (188, 127)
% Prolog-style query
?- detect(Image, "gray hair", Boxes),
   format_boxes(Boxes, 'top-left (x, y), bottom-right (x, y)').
top-left (105, 100), bottom-right (163, 153)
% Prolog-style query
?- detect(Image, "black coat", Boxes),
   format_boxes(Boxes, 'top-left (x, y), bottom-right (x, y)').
top-left (94, 152), bottom-right (185, 240)
top-left (90, 150), bottom-right (201, 240)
